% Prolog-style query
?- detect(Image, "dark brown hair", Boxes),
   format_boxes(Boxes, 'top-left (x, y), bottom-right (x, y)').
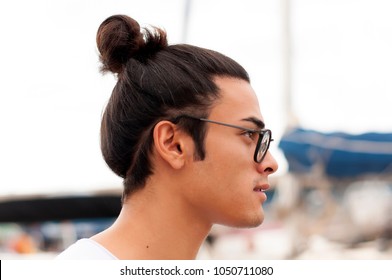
top-left (96, 15), bottom-right (250, 198)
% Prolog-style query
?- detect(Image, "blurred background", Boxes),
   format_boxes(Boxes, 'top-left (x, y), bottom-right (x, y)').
top-left (0, 0), bottom-right (391, 259)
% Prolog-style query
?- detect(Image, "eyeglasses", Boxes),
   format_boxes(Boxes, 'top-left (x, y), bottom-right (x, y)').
top-left (175, 115), bottom-right (273, 163)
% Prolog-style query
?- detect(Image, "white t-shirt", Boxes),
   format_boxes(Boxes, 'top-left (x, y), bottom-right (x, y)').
top-left (55, 238), bottom-right (118, 260)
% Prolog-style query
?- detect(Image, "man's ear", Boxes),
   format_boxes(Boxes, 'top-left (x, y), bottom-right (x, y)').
top-left (153, 121), bottom-right (189, 169)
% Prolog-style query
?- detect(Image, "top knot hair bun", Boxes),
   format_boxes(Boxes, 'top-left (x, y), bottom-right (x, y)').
top-left (96, 14), bottom-right (168, 74)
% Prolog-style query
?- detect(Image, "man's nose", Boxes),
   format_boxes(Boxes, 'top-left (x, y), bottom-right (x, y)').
top-left (256, 151), bottom-right (278, 174)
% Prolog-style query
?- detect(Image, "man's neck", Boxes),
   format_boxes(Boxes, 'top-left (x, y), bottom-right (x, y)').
top-left (92, 183), bottom-right (212, 259)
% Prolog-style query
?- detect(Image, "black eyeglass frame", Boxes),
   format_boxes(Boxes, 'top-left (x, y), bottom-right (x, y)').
top-left (173, 115), bottom-right (273, 163)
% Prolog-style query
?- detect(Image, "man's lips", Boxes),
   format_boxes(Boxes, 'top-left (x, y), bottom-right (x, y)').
top-left (253, 184), bottom-right (270, 203)
top-left (253, 184), bottom-right (270, 192)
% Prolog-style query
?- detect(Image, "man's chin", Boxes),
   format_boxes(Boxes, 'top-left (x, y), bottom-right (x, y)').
top-left (226, 215), bottom-right (264, 229)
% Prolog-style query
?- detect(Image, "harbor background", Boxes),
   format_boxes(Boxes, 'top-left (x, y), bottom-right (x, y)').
top-left (0, 0), bottom-right (391, 259)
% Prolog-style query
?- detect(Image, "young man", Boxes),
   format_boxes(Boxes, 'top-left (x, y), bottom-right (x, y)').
top-left (56, 14), bottom-right (278, 260)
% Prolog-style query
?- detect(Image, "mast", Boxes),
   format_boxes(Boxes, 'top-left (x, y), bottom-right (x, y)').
top-left (281, 0), bottom-right (297, 128)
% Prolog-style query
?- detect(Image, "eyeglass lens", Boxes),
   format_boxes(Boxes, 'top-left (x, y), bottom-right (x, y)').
top-left (256, 130), bottom-right (271, 162)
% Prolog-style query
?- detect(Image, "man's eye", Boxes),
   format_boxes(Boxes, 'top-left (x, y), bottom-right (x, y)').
top-left (243, 131), bottom-right (256, 139)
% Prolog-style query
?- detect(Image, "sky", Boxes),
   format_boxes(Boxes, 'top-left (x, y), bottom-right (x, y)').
top-left (0, 0), bottom-right (391, 196)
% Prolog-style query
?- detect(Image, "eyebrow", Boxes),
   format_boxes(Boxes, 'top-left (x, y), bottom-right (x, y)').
top-left (241, 117), bottom-right (265, 130)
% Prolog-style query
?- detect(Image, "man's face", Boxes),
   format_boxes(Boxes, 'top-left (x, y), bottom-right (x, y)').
top-left (185, 77), bottom-right (278, 228)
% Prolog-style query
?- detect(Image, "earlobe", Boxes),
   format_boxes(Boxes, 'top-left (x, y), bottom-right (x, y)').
top-left (153, 121), bottom-right (186, 169)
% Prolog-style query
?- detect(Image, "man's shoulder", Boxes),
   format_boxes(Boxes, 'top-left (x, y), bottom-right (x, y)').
top-left (55, 238), bottom-right (117, 260)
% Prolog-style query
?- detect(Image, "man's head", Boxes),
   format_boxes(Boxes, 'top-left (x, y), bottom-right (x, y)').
top-left (97, 15), bottom-right (278, 225)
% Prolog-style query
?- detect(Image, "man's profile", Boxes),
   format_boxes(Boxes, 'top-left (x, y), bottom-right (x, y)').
top-left (56, 14), bottom-right (278, 260)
